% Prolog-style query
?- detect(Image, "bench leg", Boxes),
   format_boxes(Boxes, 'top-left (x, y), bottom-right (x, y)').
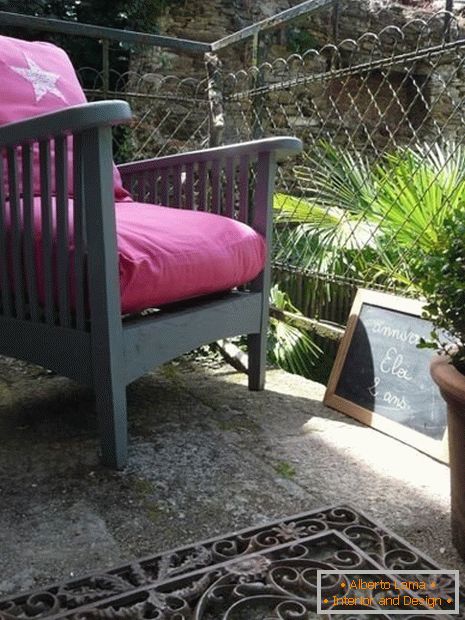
top-left (95, 382), bottom-right (128, 469)
top-left (248, 331), bottom-right (267, 391)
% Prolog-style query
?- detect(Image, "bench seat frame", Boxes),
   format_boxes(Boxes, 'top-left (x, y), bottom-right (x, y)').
top-left (0, 100), bottom-right (301, 468)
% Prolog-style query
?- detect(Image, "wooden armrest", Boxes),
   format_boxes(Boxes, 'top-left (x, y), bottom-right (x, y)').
top-left (117, 137), bottom-right (302, 174)
top-left (0, 100), bottom-right (132, 147)
top-left (117, 137), bottom-right (302, 234)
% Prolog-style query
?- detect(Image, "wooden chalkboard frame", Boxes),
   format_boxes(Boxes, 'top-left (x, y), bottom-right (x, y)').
top-left (324, 289), bottom-right (448, 463)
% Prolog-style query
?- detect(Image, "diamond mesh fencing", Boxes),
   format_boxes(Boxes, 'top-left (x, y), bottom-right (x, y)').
top-left (78, 65), bottom-right (211, 163)
top-left (220, 10), bottom-right (465, 330)
top-left (3, 8), bottom-right (464, 344)
top-left (64, 10), bottom-right (465, 363)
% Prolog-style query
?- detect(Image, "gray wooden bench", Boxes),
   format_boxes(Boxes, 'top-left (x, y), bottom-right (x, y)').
top-left (0, 99), bottom-right (301, 468)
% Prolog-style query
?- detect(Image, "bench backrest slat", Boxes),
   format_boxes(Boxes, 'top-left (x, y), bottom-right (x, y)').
top-left (73, 134), bottom-right (87, 332)
top-left (7, 147), bottom-right (25, 320)
top-left (22, 144), bottom-right (40, 323)
top-left (0, 155), bottom-right (11, 317)
top-left (39, 141), bottom-right (55, 326)
top-left (55, 136), bottom-right (71, 328)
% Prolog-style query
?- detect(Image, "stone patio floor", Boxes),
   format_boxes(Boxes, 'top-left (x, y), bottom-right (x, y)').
top-left (0, 352), bottom-right (463, 597)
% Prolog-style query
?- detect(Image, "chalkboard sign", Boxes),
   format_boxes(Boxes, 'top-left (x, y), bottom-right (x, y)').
top-left (324, 289), bottom-right (448, 462)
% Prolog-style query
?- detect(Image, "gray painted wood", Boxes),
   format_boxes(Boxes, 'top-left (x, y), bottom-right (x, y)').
top-left (55, 136), bottom-right (71, 328)
top-left (248, 151), bottom-right (276, 391)
top-left (82, 125), bottom-right (127, 469)
top-left (0, 99), bottom-right (302, 468)
top-left (0, 101), bottom-right (132, 148)
top-left (173, 166), bottom-right (182, 207)
top-left (198, 161), bottom-right (207, 211)
top-left (148, 171), bottom-right (157, 204)
top-left (142, 171), bottom-right (150, 203)
top-left (123, 292), bottom-right (262, 384)
top-left (225, 157), bottom-right (235, 219)
top-left (238, 154), bottom-right (249, 224)
top-left (0, 316), bottom-right (92, 384)
top-left (39, 141), bottom-right (55, 326)
top-left (72, 134), bottom-right (87, 332)
top-left (118, 137), bottom-right (301, 173)
top-left (0, 155), bottom-right (11, 317)
top-left (161, 167), bottom-right (169, 206)
top-left (185, 163), bottom-right (194, 210)
top-left (6, 147), bottom-right (25, 320)
top-left (22, 144), bottom-right (39, 323)
top-left (211, 159), bottom-right (221, 214)
top-left (132, 172), bottom-right (144, 202)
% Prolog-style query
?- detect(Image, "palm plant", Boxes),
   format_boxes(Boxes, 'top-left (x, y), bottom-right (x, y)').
top-left (271, 139), bottom-right (465, 381)
top-left (274, 143), bottom-right (380, 283)
top-left (373, 142), bottom-right (465, 278)
top-left (275, 140), bottom-right (465, 291)
top-left (268, 285), bottom-right (322, 377)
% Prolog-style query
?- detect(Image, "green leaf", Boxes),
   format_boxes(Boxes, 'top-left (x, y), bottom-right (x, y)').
top-left (267, 285), bottom-right (322, 377)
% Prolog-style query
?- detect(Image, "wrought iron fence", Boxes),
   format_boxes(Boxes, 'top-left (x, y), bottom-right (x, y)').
top-left (218, 10), bottom-right (465, 333)
top-left (1, 4), bottom-right (465, 359)
top-left (82, 69), bottom-right (211, 163)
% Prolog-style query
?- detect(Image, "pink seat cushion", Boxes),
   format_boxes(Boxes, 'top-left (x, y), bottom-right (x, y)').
top-left (0, 35), bottom-right (130, 201)
top-left (25, 199), bottom-right (265, 314)
top-left (116, 202), bottom-right (265, 313)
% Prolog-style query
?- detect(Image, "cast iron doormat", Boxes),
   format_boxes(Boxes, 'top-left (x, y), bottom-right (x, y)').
top-left (0, 504), bottom-right (462, 619)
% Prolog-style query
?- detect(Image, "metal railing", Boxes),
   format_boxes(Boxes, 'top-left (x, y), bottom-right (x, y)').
top-left (0, 0), bottom-right (335, 158)
top-left (0, 10), bottom-right (210, 53)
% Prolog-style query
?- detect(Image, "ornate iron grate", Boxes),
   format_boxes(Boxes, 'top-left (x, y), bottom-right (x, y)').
top-left (0, 504), bottom-right (462, 619)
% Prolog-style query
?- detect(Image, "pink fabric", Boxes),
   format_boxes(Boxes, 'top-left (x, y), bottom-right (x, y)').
top-left (116, 202), bottom-right (266, 313)
top-left (0, 35), bottom-right (130, 200)
top-left (25, 198), bottom-right (266, 314)
top-left (0, 36), bottom-right (265, 312)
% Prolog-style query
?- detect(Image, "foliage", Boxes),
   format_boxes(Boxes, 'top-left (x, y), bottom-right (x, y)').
top-left (286, 27), bottom-right (318, 55)
top-left (294, 142), bottom-right (377, 215)
top-left (374, 142), bottom-right (465, 253)
top-left (268, 284), bottom-right (322, 377)
top-left (273, 140), bottom-right (465, 379)
top-left (0, 1), bottom-right (168, 32)
top-left (413, 205), bottom-right (465, 373)
top-left (274, 140), bottom-right (465, 290)
top-left (274, 461), bottom-right (296, 479)
top-left (0, 1), bottom-right (179, 90)
top-left (275, 143), bottom-right (380, 282)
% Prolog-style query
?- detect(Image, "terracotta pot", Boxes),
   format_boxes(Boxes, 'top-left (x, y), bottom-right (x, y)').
top-left (430, 354), bottom-right (465, 558)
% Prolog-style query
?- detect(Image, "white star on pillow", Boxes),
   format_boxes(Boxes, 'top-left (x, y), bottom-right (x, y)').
top-left (11, 54), bottom-right (67, 103)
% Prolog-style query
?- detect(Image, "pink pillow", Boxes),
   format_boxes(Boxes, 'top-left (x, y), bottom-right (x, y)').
top-left (0, 35), bottom-right (130, 200)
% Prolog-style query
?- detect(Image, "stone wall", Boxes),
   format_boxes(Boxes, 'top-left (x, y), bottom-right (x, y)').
top-left (143, 0), bottom-right (465, 74)
top-left (125, 0), bottom-right (465, 158)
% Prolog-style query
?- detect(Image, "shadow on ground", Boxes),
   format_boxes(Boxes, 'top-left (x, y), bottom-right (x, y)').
top-left (0, 353), bottom-right (462, 596)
